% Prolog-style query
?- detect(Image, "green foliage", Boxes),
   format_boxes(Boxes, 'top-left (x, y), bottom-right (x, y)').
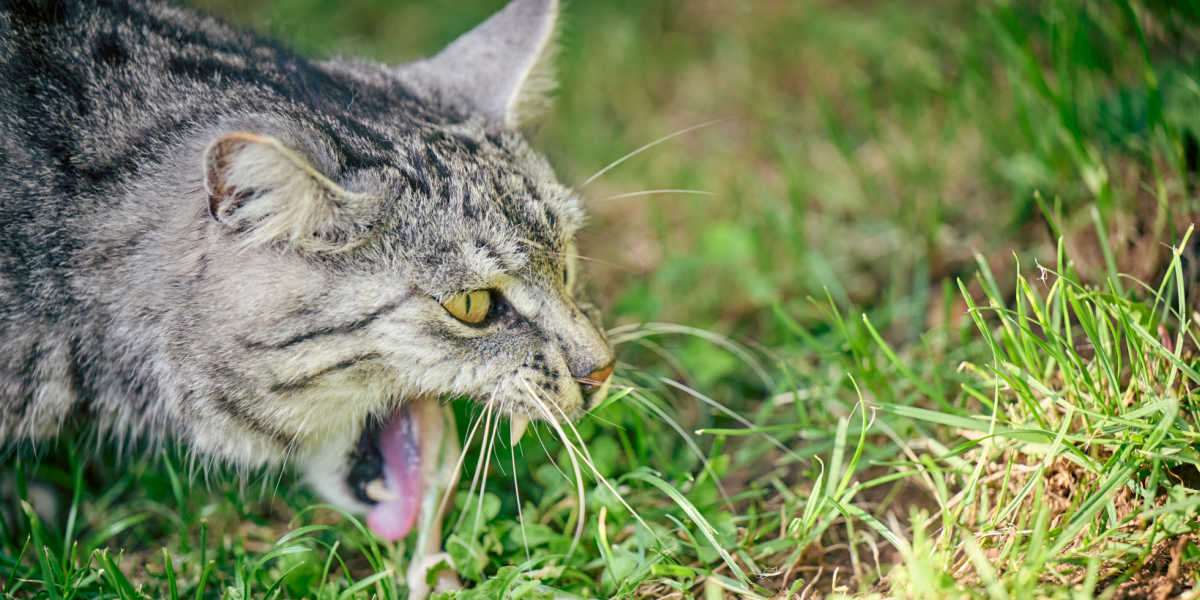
top-left (4, 0), bottom-right (1200, 597)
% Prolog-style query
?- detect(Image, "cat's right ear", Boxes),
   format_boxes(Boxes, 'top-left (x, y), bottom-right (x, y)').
top-left (204, 132), bottom-right (374, 252)
top-left (407, 0), bottom-right (559, 128)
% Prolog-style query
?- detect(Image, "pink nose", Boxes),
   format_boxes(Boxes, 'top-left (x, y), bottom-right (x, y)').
top-left (580, 362), bottom-right (614, 391)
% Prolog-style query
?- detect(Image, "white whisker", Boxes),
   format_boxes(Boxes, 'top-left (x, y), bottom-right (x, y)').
top-left (518, 377), bottom-right (587, 556)
top-left (436, 404), bottom-right (485, 533)
top-left (531, 421), bottom-right (570, 481)
top-left (532, 383), bottom-right (658, 543)
top-left (661, 377), bottom-right (805, 463)
top-left (510, 442), bottom-right (530, 562)
top-left (450, 398), bottom-right (495, 534)
top-left (627, 389), bottom-right (732, 509)
top-left (609, 322), bottom-right (774, 389)
top-left (580, 119), bottom-right (724, 188)
top-left (472, 403), bottom-right (501, 536)
top-left (514, 238), bottom-right (632, 272)
top-left (601, 189), bottom-right (713, 201)
top-left (580, 410), bottom-right (623, 431)
top-left (626, 338), bottom-right (691, 379)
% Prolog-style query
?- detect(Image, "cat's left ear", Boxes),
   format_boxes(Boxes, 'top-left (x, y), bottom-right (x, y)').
top-left (204, 132), bottom-right (375, 252)
top-left (409, 0), bottom-right (559, 128)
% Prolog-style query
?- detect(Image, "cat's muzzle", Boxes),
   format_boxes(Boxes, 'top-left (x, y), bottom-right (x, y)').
top-left (340, 358), bottom-right (614, 543)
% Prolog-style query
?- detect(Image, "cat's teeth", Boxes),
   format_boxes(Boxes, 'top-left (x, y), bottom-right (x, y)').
top-left (365, 479), bottom-right (398, 502)
top-left (510, 416), bottom-right (530, 445)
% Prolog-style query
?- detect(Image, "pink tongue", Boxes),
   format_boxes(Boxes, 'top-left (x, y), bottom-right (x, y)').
top-left (366, 405), bottom-right (422, 542)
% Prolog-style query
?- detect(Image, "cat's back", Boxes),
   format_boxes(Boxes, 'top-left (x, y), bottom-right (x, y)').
top-left (0, 0), bottom-right (386, 324)
top-left (0, 1), bottom-right (251, 309)
top-left (0, 0), bottom-right (338, 189)
top-left (0, 0), bottom-right (388, 308)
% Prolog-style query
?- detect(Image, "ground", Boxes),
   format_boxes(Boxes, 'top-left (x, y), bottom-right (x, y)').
top-left (3, 0), bottom-right (1200, 598)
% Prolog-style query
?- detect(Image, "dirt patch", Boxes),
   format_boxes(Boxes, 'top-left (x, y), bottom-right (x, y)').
top-left (1106, 535), bottom-right (1199, 600)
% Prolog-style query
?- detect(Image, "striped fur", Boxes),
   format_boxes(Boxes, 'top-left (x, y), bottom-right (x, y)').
top-left (0, 0), bottom-right (611, 519)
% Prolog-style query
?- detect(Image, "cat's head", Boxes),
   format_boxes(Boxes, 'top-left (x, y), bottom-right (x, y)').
top-left (172, 0), bottom-right (609, 535)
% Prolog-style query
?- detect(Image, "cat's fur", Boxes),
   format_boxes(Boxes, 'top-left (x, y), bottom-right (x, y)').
top-left (0, 0), bottom-right (611, 520)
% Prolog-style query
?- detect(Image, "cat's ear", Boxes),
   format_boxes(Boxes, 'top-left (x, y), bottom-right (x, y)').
top-left (412, 0), bottom-right (559, 128)
top-left (204, 132), bottom-right (374, 252)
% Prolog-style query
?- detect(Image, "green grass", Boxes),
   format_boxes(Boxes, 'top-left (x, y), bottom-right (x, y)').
top-left (4, 0), bottom-right (1200, 597)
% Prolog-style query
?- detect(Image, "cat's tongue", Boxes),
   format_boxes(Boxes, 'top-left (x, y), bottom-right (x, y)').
top-left (366, 405), bottom-right (423, 541)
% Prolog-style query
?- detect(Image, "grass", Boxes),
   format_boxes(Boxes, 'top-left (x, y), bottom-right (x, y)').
top-left (3, 0), bottom-right (1200, 597)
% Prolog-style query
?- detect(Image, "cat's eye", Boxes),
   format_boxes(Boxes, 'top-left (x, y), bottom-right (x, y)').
top-left (442, 290), bottom-right (492, 324)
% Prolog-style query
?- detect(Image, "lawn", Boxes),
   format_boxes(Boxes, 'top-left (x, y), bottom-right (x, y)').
top-left (3, 0), bottom-right (1200, 598)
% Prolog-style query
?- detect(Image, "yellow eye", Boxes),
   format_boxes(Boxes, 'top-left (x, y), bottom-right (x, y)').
top-left (442, 290), bottom-right (491, 324)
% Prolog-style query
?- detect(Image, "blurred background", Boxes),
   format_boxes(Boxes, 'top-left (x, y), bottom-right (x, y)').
top-left (189, 0), bottom-right (1200, 349)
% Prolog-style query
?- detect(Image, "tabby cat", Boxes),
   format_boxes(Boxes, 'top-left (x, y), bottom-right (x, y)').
top-left (0, 0), bottom-right (613, 594)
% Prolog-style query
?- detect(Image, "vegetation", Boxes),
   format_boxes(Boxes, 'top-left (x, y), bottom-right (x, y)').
top-left (3, 0), bottom-right (1200, 597)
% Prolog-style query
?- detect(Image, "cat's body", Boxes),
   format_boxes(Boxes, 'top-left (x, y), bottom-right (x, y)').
top-left (0, 0), bottom-right (416, 450)
top-left (0, 0), bottom-right (612, 590)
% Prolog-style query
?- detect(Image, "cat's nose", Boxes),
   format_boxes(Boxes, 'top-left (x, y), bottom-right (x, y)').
top-left (577, 361), bottom-right (614, 393)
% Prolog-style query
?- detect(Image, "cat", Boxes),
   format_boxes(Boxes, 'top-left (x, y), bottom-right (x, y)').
top-left (0, 0), bottom-right (614, 594)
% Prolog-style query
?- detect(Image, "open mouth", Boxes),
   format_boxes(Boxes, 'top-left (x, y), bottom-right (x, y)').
top-left (353, 404), bottom-right (423, 541)
top-left (346, 400), bottom-right (435, 541)
top-left (346, 397), bottom-right (531, 542)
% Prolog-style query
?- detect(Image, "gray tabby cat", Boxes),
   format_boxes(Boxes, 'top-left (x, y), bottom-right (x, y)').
top-left (0, 0), bottom-right (614, 593)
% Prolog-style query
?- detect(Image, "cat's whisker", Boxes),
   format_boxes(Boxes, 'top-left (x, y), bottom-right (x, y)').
top-left (605, 322), bottom-right (642, 336)
top-left (530, 420), bottom-right (570, 481)
top-left (579, 119), bottom-right (724, 189)
top-left (518, 378), bottom-right (587, 556)
top-left (608, 321), bottom-right (775, 389)
top-left (659, 377), bottom-right (805, 463)
top-left (566, 253), bottom-right (632, 272)
top-left (513, 238), bottom-right (631, 271)
top-left (254, 463), bottom-right (269, 499)
top-left (534, 385), bottom-right (657, 542)
top-left (472, 404), bottom-right (501, 537)
top-left (469, 401), bottom-right (498, 509)
top-left (580, 409), bottom-right (623, 431)
top-left (600, 189), bottom-right (713, 201)
top-left (447, 397), bottom-right (493, 535)
top-left (624, 338), bottom-right (691, 380)
top-left (510, 441), bottom-right (531, 562)
top-left (626, 389), bottom-right (732, 509)
top-left (185, 452), bottom-right (199, 490)
top-left (269, 448), bottom-right (294, 501)
top-left (569, 254), bottom-right (635, 272)
top-left (456, 409), bottom-right (489, 535)
top-left (514, 237), bottom-right (546, 251)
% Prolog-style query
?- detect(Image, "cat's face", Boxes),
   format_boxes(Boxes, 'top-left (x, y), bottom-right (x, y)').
top-left (187, 117), bottom-right (610, 510)
top-left (359, 127), bottom-right (611, 425)
top-left (171, 0), bottom-right (603, 534)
